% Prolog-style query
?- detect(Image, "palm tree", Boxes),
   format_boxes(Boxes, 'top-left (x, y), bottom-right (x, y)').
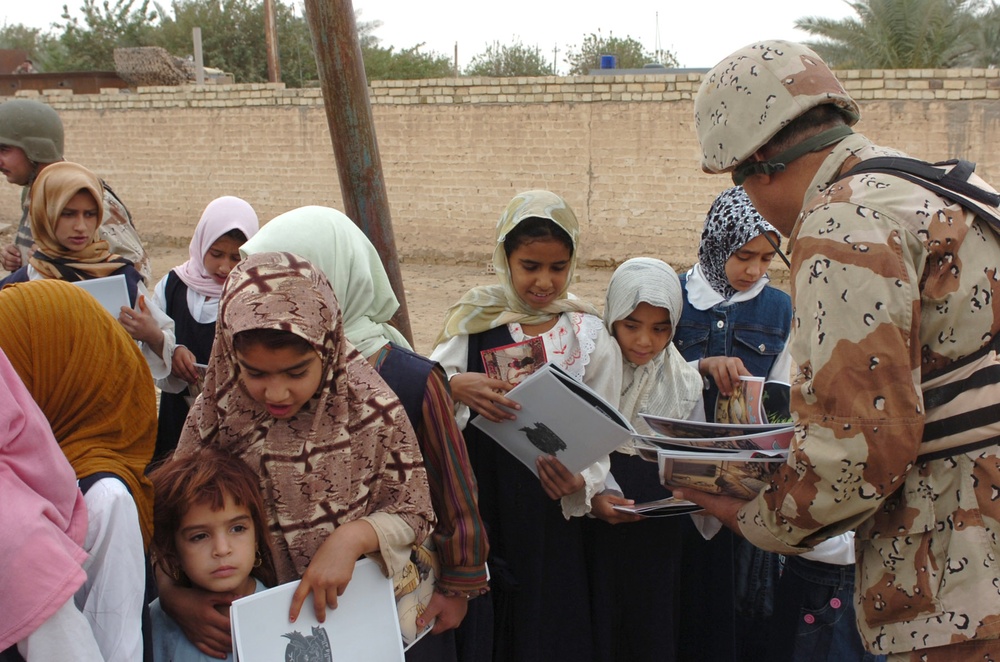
top-left (795, 0), bottom-right (981, 69)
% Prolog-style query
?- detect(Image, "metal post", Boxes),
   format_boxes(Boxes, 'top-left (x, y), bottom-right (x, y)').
top-left (302, 0), bottom-right (413, 345)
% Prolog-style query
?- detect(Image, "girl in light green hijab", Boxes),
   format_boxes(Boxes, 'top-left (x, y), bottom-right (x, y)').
top-left (240, 205), bottom-right (410, 357)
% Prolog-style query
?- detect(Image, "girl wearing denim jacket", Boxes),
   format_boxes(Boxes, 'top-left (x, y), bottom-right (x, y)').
top-left (673, 187), bottom-right (870, 662)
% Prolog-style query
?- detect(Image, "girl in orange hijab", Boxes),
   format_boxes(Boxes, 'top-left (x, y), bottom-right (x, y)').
top-left (0, 278), bottom-right (156, 662)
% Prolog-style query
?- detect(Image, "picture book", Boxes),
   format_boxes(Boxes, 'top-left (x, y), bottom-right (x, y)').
top-left (72, 273), bottom-right (129, 318)
top-left (480, 336), bottom-right (547, 385)
top-left (470, 362), bottom-right (633, 476)
top-left (657, 448), bottom-right (788, 500)
top-left (230, 558), bottom-right (404, 662)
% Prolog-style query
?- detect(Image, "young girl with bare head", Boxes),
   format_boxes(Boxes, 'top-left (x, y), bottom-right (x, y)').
top-left (148, 449), bottom-right (276, 661)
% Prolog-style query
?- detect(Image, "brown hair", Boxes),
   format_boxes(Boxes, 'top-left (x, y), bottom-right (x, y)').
top-left (148, 449), bottom-right (276, 588)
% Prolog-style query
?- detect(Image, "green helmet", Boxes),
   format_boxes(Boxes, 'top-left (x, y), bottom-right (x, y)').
top-left (0, 99), bottom-right (65, 164)
top-left (694, 40), bottom-right (860, 175)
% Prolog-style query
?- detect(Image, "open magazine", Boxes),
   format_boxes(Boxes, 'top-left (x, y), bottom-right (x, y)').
top-left (470, 362), bottom-right (633, 476)
top-left (635, 410), bottom-right (793, 500)
top-left (230, 558), bottom-right (404, 661)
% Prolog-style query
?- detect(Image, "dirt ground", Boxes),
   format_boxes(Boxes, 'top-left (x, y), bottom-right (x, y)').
top-left (147, 245), bottom-right (615, 356)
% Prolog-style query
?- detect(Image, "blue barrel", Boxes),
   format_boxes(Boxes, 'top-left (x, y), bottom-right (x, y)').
top-left (600, 54), bottom-right (617, 69)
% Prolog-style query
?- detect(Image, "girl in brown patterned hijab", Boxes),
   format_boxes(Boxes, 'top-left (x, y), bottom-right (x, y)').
top-left (174, 251), bottom-right (433, 627)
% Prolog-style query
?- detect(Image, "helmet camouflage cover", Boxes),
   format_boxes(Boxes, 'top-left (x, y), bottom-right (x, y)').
top-left (0, 99), bottom-right (65, 164)
top-left (694, 40), bottom-right (860, 174)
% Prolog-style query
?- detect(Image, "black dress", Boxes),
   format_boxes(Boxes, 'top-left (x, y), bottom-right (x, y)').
top-left (464, 325), bottom-right (594, 662)
top-left (154, 271), bottom-right (216, 462)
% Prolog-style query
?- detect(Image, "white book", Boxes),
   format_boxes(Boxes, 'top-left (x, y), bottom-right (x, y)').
top-left (72, 274), bottom-right (130, 317)
top-left (470, 362), bottom-right (632, 476)
top-left (230, 558), bottom-right (404, 662)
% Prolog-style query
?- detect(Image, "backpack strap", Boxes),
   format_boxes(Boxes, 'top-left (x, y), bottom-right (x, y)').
top-left (838, 158), bottom-right (1000, 461)
top-left (837, 157), bottom-right (1000, 231)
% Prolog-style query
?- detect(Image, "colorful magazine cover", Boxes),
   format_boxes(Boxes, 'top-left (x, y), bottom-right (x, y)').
top-left (480, 336), bottom-right (547, 385)
top-left (657, 449), bottom-right (788, 500)
top-left (714, 375), bottom-right (766, 425)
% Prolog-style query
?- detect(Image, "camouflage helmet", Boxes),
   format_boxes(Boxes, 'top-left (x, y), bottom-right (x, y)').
top-left (0, 99), bottom-right (65, 164)
top-left (694, 40), bottom-right (860, 175)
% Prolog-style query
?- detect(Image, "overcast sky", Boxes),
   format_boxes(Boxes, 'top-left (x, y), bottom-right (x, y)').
top-left (4, 0), bottom-right (855, 73)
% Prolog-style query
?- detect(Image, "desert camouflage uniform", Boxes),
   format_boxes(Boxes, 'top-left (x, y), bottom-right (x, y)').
top-left (14, 181), bottom-right (152, 282)
top-left (695, 42), bottom-right (1000, 659)
top-left (737, 133), bottom-right (1000, 658)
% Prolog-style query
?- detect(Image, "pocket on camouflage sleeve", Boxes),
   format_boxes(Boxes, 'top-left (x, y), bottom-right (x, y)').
top-left (854, 484), bottom-right (944, 628)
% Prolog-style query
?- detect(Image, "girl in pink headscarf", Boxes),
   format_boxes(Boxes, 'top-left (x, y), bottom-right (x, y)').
top-left (149, 196), bottom-right (259, 460)
top-left (0, 346), bottom-right (103, 660)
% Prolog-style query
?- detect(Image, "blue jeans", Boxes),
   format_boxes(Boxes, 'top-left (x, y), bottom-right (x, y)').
top-left (767, 556), bottom-right (885, 662)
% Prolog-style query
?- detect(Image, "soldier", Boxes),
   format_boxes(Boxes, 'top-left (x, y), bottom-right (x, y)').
top-left (0, 98), bottom-right (151, 281)
top-left (675, 40), bottom-right (1000, 660)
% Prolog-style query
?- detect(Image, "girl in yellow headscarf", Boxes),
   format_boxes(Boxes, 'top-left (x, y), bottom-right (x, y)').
top-left (0, 278), bottom-right (156, 662)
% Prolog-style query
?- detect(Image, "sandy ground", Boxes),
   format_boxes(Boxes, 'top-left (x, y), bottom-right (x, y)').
top-left (148, 245), bottom-right (615, 356)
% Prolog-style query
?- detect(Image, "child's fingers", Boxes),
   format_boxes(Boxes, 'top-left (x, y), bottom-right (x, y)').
top-left (288, 582), bottom-right (310, 622)
top-left (315, 588), bottom-right (332, 621)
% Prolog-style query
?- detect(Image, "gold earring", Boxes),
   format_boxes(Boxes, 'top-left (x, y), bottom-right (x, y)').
top-left (253, 549), bottom-right (263, 568)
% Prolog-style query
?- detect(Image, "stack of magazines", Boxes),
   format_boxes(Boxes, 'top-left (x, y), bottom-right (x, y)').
top-left (633, 414), bottom-right (793, 500)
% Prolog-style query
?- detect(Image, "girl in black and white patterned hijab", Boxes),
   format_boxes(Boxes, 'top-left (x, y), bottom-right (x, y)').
top-left (697, 186), bottom-right (780, 301)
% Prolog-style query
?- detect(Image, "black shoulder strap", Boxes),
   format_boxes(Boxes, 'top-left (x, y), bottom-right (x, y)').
top-left (837, 157), bottom-right (1000, 231)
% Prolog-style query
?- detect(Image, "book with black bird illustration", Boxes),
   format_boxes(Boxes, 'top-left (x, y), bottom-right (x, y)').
top-left (470, 362), bottom-right (633, 476)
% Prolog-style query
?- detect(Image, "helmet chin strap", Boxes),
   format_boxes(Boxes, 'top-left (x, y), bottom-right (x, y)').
top-left (756, 225), bottom-right (791, 269)
top-left (731, 124), bottom-right (855, 186)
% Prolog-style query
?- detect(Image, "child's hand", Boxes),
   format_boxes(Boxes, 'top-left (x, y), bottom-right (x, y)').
top-left (591, 493), bottom-right (643, 525)
top-left (699, 356), bottom-right (750, 396)
top-left (416, 591), bottom-right (469, 634)
top-left (172, 345), bottom-right (201, 384)
top-left (449, 372), bottom-right (520, 423)
top-left (1, 243), bottom-right (22, 272)
top-left (290, 519), bottom-right (378, 623)
top-left (119, 295), bottom-right (163, 346)
top-left (536, 455), bottom-right (586, 500)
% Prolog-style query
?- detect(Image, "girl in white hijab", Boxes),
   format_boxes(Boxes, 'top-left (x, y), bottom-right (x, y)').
top-left (587, 257), bottom-right (704, 662)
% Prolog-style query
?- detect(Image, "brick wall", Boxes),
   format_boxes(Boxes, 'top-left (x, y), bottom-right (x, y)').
top-left (2, 69), bottom-right (998, 274)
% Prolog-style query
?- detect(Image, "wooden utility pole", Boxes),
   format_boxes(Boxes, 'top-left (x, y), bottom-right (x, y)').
top-left (263, 0), bottom-right (281, 83)
top-left (302, 0), bottom-right (413, 344)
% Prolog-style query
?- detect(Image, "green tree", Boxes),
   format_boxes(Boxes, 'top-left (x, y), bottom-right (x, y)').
top-left (465, 40), bottom-right (555, 77)
top-left (795, 0), bottom-right (985, 68)
top-left (48, 0), bottom-right (158, 71)
top-left (151, 0), bottom-right (317, 87)
top-left (361, 42), bottom-right (453, 80)
top-left (564, 31), bottom-right (677, 75)
top-left (962, 1), bottom-right (1000, 66)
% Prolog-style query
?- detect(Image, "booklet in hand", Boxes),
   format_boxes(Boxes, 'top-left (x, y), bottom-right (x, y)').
top-left (612, 496), bottom-right (703, 518)
top-left (72, 273), bottom-right (130, 318)
top-left (470, 362), bottom-right (632, 476)
top-left (480, 336), bottom-right (547, 386)
top-left (230, 558), bottom-right (404, 661)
